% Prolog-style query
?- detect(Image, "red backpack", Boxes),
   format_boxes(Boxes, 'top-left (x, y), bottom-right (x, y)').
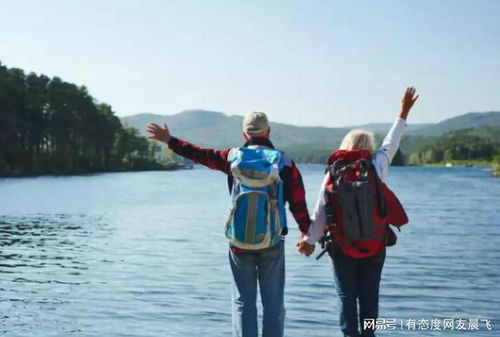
top-left (318, 149), bottom-right (408, 259)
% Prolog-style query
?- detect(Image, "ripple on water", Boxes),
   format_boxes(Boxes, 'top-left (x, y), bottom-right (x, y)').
top-left (0, 167), bottom-right (499, 337)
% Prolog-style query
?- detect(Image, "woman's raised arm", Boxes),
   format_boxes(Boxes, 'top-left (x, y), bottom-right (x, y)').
top-left (373, 87), bottom-right (419, 181)
top-left (399, 87), bottom-right (419, 120)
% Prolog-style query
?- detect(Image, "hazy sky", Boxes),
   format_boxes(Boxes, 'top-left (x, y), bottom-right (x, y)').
top-left (1, 0), bottom-right (499, 126)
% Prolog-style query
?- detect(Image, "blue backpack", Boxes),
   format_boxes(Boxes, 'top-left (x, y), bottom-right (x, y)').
top-left (225, 147), bottom-right (287, 250)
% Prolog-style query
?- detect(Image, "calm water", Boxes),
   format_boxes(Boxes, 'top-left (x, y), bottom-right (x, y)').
top-left (0, 166), bottom-right (499, 337)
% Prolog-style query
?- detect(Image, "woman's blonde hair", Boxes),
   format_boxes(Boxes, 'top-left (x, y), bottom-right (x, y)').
top-left (339, 129), bottom-right (375, 153)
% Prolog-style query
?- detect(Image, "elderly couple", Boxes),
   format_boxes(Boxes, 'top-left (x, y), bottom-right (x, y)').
top-left (147, 87), bottom-right (419, 337)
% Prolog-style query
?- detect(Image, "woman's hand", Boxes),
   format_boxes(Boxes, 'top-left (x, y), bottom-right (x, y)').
top-left (146, 123), bottom-right (171, 143)
top-left (399, 87), bottom-right (419, 120)
top-left (296, 238), bottom-right (315, 257)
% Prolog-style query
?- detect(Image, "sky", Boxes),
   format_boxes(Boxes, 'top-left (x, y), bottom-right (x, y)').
top-left (1, 0), bottom-right (499, 127)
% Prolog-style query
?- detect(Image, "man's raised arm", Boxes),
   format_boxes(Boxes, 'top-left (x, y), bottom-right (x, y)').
top-left (146, 123), bottom-right (230, 173)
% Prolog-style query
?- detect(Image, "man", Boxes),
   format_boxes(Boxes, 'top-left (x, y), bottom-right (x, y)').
top-left (147, 111), bottom-right (313, 337)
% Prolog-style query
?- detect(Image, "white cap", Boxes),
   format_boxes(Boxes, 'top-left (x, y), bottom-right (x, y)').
top-left (242, 111), bottom-right (269, 136)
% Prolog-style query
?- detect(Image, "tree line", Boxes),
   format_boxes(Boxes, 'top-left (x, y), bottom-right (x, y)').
top-left (408, 126), bottom-right (500, 165)
top-left (0, 61), bottom-right (167, 176)
top-left (2, 61), bottom-right (498, 175)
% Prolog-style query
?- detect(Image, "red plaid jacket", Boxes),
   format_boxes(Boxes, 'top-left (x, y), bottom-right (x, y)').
top-left (167, 136), bottom-right (311, 234)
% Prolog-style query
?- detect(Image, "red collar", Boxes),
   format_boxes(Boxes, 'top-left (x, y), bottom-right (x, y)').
top-left (327, 149), bottom-right (373, 165)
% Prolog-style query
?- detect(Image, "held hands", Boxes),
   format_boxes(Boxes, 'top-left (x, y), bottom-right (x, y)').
top-left (146, 123), bottom-right (171, 143)
top-left (399, 86), bottom-right (419, 120)
top-left (296, 237), bottom-right (315, 257)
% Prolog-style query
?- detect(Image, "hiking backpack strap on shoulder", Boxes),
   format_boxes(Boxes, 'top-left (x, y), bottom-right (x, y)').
top-left (367, 161), bottom-right (401, 247)
top-left (324, 164), bottom-right (336, 227)
top-left (324, 160), bottom-right (352, 226)
top-left (368, 161), bottom-right (387, 219)
top-left (317, 161), bottom-right (350, 260)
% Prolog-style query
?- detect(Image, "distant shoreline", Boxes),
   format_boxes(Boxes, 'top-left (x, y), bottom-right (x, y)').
top-left (0, 163), bottom-right (189, 178)
top-left (416, 159), bottom-right (495, 168)
top-left (2, 162), bottom-right (498, 178)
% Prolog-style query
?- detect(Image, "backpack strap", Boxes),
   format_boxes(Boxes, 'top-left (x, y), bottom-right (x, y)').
top-left (369, 162), bottom-right (388, 219)
top-left (358, 159), bottom-right (370, 181)
top-left (324, 189), bottom-right (336, 226)
top-left (324, 163), bottom-right (340, 226)
top-left (315, 232), bottom-right (352, 260)
top-left (329, 160), bottom-right (346, 185)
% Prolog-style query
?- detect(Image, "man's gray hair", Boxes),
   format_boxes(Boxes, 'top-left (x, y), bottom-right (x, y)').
top-left (339, 129), bottom-right (375, 153)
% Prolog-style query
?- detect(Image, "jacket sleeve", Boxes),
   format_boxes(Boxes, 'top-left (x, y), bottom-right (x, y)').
top-left (372, 118), bottom-right (407, 182)
top-left (304, 172), bottom-right (330, 244)
top-left (167, 137), bottom-right (230, 173)
top-left (282, 161), bottom-right (311, 234)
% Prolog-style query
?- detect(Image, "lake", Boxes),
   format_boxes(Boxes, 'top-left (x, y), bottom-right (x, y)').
top-left (0, 166), bottom-right (499, 337)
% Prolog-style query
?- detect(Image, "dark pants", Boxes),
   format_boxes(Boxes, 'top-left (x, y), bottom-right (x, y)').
top-left (330, 250), bottom-right (386, 337)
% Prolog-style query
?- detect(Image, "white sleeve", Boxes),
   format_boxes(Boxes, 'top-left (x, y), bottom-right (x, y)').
top-left (372, 118), bottom-right (407, 182)
top-left (303, 173), bottom-right (330, 245)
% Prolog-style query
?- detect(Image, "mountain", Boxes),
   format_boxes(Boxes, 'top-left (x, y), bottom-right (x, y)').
top-left (351, 123), bottom-right (431, 134)
top-left (406, 111), bottom-right (500, 136)
top-left (122, 109), bottom-right (351, 151)
top-left (352, 112), bottom-right (500, 136)
top-left (121, 110), bottom-right (500, 163)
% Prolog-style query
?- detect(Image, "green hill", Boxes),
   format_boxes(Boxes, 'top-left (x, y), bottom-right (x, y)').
top-left (407, 111), bottom-right (500, 136)
top-left (351, 122), bottom-right (431, 134)
top-left (122, 109), bottom-right (352, 147)
top-left (408, 126), bottom-right (500, 165)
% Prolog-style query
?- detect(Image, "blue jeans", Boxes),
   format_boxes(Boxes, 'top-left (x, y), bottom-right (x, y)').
top-left (229, 241), bottom-right (285, 337)
top-left (331, 250), bottom-right (386, 337)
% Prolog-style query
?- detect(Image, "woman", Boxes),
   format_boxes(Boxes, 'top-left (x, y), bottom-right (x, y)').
top-left (297, 87), bottom-right (419, 337)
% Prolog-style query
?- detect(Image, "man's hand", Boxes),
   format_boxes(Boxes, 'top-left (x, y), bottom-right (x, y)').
top-left (399, 86), bottom-right (419, 120)
top-left (146, 123), bottom-right (171, 143)
top-left (296, 238), bottom-right (315, 257)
